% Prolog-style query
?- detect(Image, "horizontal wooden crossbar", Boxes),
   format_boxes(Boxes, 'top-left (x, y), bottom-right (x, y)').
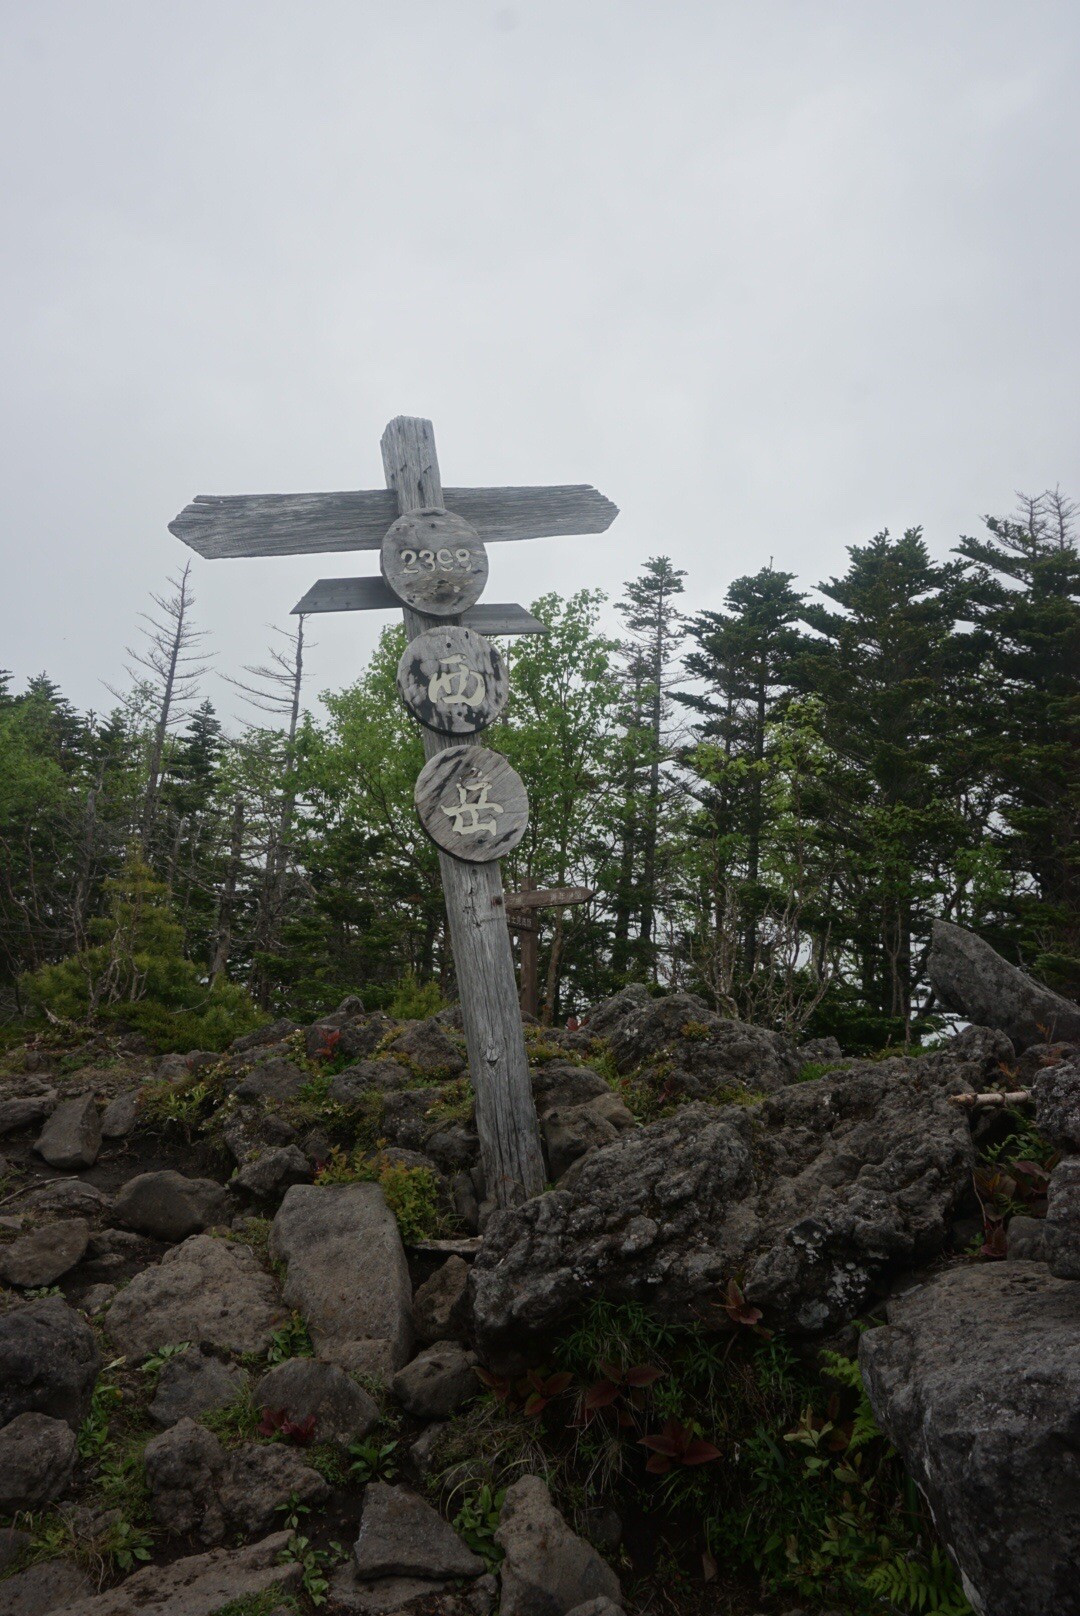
top-left (290, 576), bottom-right (548, 636)
top-left (170, 484), bottom-right (618, 559)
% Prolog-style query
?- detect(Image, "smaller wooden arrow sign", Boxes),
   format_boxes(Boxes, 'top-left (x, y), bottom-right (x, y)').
top-left (503, 886), bottom-right (594, 911)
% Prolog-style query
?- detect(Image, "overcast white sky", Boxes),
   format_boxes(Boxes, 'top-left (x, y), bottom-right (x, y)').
top-left (2, 1), bottom-right (1077, 724)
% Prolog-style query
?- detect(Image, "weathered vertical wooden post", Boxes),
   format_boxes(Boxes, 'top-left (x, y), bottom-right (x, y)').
top-left (168, 415), bottom-right (617, 1210)
top-left (379, 417), bottom-right (545, 1207)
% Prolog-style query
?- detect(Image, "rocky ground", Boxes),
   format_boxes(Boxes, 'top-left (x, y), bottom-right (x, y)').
top-left (0, 924), bottom-right (1077, 1616)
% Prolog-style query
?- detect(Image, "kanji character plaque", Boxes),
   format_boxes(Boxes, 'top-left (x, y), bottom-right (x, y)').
top-left (396, 625), bottom-right (509, 735)
top-left (414, 744), bottom-right (529, 862)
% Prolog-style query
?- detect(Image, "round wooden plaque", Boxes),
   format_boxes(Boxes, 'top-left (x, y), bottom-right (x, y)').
top-left (414, 744), bottom-right (529, 863)
top-left (397, 626), bottom-right (509, 736)
top-left (381, 507), bottom-right (488, 616)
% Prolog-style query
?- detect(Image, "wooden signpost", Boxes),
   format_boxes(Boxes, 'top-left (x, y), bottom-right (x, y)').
top-left (505, 879), bottom-right (595, 1019)
top-left (170, 416), bottom-right (617, 1209)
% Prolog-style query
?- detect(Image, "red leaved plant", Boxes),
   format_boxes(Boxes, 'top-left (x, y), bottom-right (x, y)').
top-left (576, 1361), bottom-right (665, 1429)
top-left (474, 1366), bottom-right (573, 1417)
top-left (257, 1407), bottom-right (317, 1446)
top-left (316, 1029), bottom-right (342, 1062)
top-left (638, 1418), bottom-right (722, 1474)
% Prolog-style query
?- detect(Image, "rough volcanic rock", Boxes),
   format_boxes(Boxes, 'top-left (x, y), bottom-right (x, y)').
top-left (0, 1219), bottom-right (90, 1287)
top-left (859, 1262), bottom-right (1080, 1616)
top-left (234, 1057), bottom-right (307, 1102)
top-left (144, 1417), bottom-right (227, 1542)
top-left (495, 1475), bottom-right (621, 1616)
top-left (230, 1019), bottom-right (298, 1053)
top-left (23, 1180), bottom-right (111, 1220)
top-left (0, 1096), bottom-right (55, 1135)
top-left (353, 1483), bottom-right (484, 1579)
top-left (1005, 1214), bottom-right (1047, 1262)
top-left (256, 1357), bottom-right (379, 1445)
top-left (471, 1063), bottom-right (974, 1352)
top-left (412, 1255), bottom-right (471, 1344)
top-left (529, 1063), bottom-right (612, 1115)
top-left (100, 1090), bottom-right (140, 1138)
top-left (380, 1089), bottom-right (444, 1151)
top-left (542, 1102), bottom-right (624, 1181)
top-left (387, 1019), bottom-right (466, 1077)
top-left (231, 1144), bottom-right (312, 1199)
top-left (52, 1530), bottom-right (302, 1615)
top-left (222, 1108), bottom-right (299, 1167)
top-left (328, 1569), bottom-right (499, 1615)
top-left (0, 1525), bottom-right (31, 1572)
top-left (1044, 1158), bottom-right (1080, 1281)
top-left (0, 1411), bottom-right (77, 1510)
top-left (331, 1060), bottom-right (412, 1104)
top-left (0, 1296), bottom-right (101, 1428)
top-left (928, 919), bottom-right (1080, 1051)
top-left (106, 1233), bottom-right (284, 1359)
top-left (1034, 1058), bottom-right (1080, 1152)
top-left (586, 984), bottom-right (800, 1098)
top-left (0, 1558), bottom-right (93, 1615)
top-left (304, 1013), bottom-right (385, 1063)
top-left (33, 1093), bottom-right (101, 1169)
top-left (218, 1440), bottom-right (329, 1536)
top-left (391, 1342), bottom-right (478, 1419)
top-left (112, 1170), bottom-right (232, 1241)
top-left (269, 1183), bottom-right (413, 1377)
top-left (148, 1348), bottom-right (249, 1428)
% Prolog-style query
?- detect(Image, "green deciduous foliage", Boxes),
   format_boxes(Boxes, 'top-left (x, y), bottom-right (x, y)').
top-left (1, 485), bottom-right (1076, 1050)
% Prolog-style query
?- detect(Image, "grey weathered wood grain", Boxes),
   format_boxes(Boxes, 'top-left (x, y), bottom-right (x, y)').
top-left (503, 885), bottom-right (594, 911)
top-left (381, 507), bottom-right (488, 614)
top-left (397, 626), bottom-right (509, 735)
top-left (170, 483), bottom-right (618, 558)
top-left (289, 577), bottom-right (548, 636)
top-left (380, 414), bottom-right (546, 1207)
top-left (415, 744), bottom-right (528, 860)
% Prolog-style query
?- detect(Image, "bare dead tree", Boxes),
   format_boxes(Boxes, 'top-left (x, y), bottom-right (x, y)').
top-left (109, 563), bottom-right (212, 851)
top-left (223, 617), bottom-right (309, 1003)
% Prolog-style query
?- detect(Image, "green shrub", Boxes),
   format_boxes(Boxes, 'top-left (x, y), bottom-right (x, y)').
top-left (20, 856), bottom-right (264, 1052)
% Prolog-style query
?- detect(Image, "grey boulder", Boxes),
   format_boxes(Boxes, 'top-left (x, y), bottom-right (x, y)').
top-left (353, 1482), bottom-right (484, 1579)
top-left (412, 1254), bottom-right (471, 1343)
top-left (0, 1559), bottom-right (93, 1615)
top-left (471, 1062), bottom-right (973, 1352)
top-left (231, 1145), bottom-right (312, 1199)
top-left (0, 1295), bottom-right (101, 1429)
top-left (860, 1261), bottom-right (1080, 1616)
top-left (0, 1096), bottom-right (55, 1135)
top-left (1034, 1058), bottom-right (1080, 1151)
top-left (100, 1089), bottom-right (140, 1138)
top-left (50, 1531), bottom-right (302, 1615)
top-left (928, 919), bottom-right (1080, 1051)
top-left (112, 1170), bottom-right (232, 1242)
top-left (144, 1417), bottom-right (227, 1542)
top-left (586, 983), bottom-right (800, 1097)
top-left (1044, 1158), bottom-right (1080, 1280)
top-left (256, 1356), bottom-right (379, 1445)
top-left (148, 1348), bottom-right (249, 1428)
top-left (218, 1440), bottom-right (329, 1536)
top-left (106, 1233), bottom-right (284, 1359)
top-left (391, 1342), bottom-right (478, 1419)
top-left (0, 1218), bottom-right (90, 1287)
top-left (0, 1411), bottom-right (77, 1510)
top-left (495, 1475), bottom-right (621, 1616)
top-left (33, 1093), bottom-right (101, 1169)
top-left (235, 1058), bottom-right (307, 1101)
top-left (269, 1183), bottom-right (413, 1378)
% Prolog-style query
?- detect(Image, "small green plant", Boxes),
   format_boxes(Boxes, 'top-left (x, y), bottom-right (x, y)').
top-left (274, 1495), bottom-right (343, 1607)
top-left (202, 1389), bottom-right (261, 1445)
top-left (387, 972), bottom-right (446, 1020)
top-left (267, 1312), bottom-right (314, 1364)
top-left (348, 1437), bottom-right (400, 1483)
top-left (139, 1341), bottom-right (191, 1381)
top-left (452, 1483), bottom-right (506, 1567)
top-left (315, 1151), bottom-right (447, 1242)
top-left (99, 1516), bottom-right (154, 1572)
top-left (210, 1591), bottom-right (303, 1616)
top-left (77, 1361), bottom-right (125, 1459)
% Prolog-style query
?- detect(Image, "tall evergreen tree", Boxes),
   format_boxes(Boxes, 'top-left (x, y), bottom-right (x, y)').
top-left (956, 490), bottom-right (1080, 992)
top-left (614, 557), bottom-right (686, 977)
